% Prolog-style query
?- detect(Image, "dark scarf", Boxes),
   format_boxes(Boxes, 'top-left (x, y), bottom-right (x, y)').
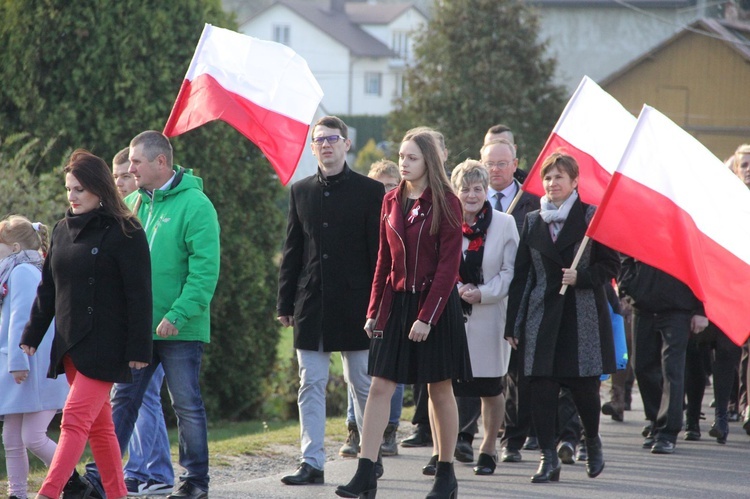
top-left (459, 200), bottom-right (492, 315)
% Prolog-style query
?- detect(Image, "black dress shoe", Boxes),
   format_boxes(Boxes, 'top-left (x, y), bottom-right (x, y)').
top-left (708, 418), bottom-right (729, 444)
top-left (642, 435), bottom-right (655, 448)
top-left (601, 401), bottom-right (624, 422)
top-left (281, 462), bottom-right (324, 485)
top-left (557, 441), bottom-right (575, 464)
top-left (650, 439), bottom-right (675, 454)
top-left (167, 481), bottom-right (208, 499)
top-left (473, 453), bottom-right (497, 475)
top-left (523, 436), bottom-right (539, 450)
top-left (684, 423), bottom-right (701, 441)
top-left (500, 447), bottom-right (522, 462)
top-left (423, 454), bottom-right (438, 476)
top-left (454, 433), bottom-right (474, 463)
top-left (400, 425), bottom-right (432, 447)
top-left (641, 422), bottom-right (653, 438)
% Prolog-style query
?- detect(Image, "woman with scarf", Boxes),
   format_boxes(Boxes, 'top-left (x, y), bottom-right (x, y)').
top-left (504, 152), bottom-right (619, 484)
top-left (427, 160), bottom-right (518, 476)
top-left (0, 216), bottom-right (69, 499)
top-left (20, 150), bottom-right (153, 499)
top-left (337, 131), bottom-right (471, 499)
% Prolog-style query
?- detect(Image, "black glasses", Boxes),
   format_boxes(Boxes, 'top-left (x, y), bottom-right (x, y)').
top-left (312, 135), bottom-right (345, 146)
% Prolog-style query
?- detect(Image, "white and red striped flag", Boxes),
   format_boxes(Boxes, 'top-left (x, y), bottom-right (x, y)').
top-left (523, 76), bottom-right (636, 204)
top-left (587, 105), bottom-right (750, 346)
top-left (163, 24), bottom-right (324, 185)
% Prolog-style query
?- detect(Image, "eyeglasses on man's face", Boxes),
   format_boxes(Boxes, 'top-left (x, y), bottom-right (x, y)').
top-left (311, 135), bottom-right (345, 146)
top-left (484, 161), bottom-right (512, 169)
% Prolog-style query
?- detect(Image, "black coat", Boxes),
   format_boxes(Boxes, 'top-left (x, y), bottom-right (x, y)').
top-left (21, 210), bottom-right (153, 383)
top-left (277, 165), bottom-right (384, 351)
top-left (505, 197), bottom-right (620, 377)
top-left (509, 180), bottom-right (540, 234)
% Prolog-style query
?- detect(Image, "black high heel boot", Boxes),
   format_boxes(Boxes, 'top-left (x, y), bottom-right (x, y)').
top-left (531, 449), bottom-right (561, 483)
top-left (709, 410), bottom-right (729, 444)
top-left (336, 458), bottom-right (377, 498)
top-left (426, 461), bottom-right (457, 499)
top-left (585, 435), bottom-right (605, 478)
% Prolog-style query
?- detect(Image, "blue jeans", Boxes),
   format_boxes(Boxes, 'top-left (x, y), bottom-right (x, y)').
top-left (347, 383), bottom-right (404, 426)
top-left (85, 341), bottom-right (208, 492)
top-left (123, 364), bottom-right (174, 485)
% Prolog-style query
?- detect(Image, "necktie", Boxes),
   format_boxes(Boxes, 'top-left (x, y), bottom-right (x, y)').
top-left (494, 192), bottom-right (504, 211)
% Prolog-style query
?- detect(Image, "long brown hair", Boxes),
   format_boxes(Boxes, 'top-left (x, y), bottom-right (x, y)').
top-left (63, 149), bottom-right (141, 235)
top-left (400, 131), bottom-right (460, 234)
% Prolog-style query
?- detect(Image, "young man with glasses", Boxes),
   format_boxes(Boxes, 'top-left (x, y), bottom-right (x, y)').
top-left (277, 116), bottom-right (385, 486)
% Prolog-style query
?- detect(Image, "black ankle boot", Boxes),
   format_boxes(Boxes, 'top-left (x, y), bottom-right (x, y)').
top-left (585, 435), bottom-right (605, 478)
top-left (531, 449), bottom-right (561, 483)
top-left (709, 411), bottom-right (729, 444)
top-left (336, 458), bottom-right (377, 498)
top-left (426, 461), bottom-right (457, 498)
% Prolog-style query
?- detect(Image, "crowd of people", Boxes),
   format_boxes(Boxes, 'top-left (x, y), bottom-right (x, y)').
top-left (1, 116), bottom-right (748, 499)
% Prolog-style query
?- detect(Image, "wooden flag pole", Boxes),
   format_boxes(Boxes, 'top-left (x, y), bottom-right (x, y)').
top-left (505, 188), bottom-right (523, 215)
top-left (559, 235), bottom-right (590, 295)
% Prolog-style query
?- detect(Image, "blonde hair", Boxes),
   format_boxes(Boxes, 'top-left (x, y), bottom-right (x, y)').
top-left (0, 215), bottom-right (48, 255)
top-left (734, 144), bottom-right (750, 172)
top-left (368, 159), bottom-right (400, 180)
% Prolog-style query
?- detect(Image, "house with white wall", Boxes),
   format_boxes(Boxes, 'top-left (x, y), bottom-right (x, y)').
top-left (239, 0), bottom-right (427, 116)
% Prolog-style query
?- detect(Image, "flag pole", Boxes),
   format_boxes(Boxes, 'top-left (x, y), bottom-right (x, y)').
top-left (506, 188), bottom-right (523, 215)
top-left (560, 235), bottom-right (590, 295)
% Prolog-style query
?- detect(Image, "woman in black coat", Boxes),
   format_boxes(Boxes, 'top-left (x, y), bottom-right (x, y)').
top-left (505, 152), bottom-right (619, 484)
top-left (21, 150), bottom-right (152, 499)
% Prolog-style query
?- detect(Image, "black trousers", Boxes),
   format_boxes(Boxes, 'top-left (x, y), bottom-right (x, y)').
top-left (633, 310), bottom-right (690, 443)
top-left (411, 383), bottom-right (430, 427)
top-left (501, 349), bottom-right (534, 450)
top-left (529, 376), bottom-right (600, 451)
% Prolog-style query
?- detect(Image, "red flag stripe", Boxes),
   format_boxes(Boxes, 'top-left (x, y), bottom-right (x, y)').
top-left (164, 74), bottom-right (309, 185)
top-left (523, 133), bottom-right (614, 204)
top-left (588, 172), bottom-right (750, 345)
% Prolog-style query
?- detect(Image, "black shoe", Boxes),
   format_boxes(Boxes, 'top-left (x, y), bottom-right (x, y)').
top-left (642, 435), bottom-right (655, 449)
top-left (426, 461), bottom-right (457, 498)
top-left (336, 458), bottom-right (377, 498)
top-left (641, 422), bottom-right (653, 438)
top-left (281, 462), bottom-right (324, 485)
top-left (743, 417), bottom-right (750, 436)
top-left (374, 450), bottom-right (384, 479)
top-left (454, 433), bottom-right (474, 463)
top-left (63, 473), bottom-right (102, 499)
top-left (709, 418), bottom-right (729, 444)
top-left (500, 446), bottom-right (522, 462)
top-left (380, 422), bottom-right (398, 456)
top-left (422, 454), bottom-right (438, 476)
top-left (531, 449), bottom-right (561, 483)
top-left (601, 401), bottom-right (624, 422)
top-left (557, 441), bottom-right (575, 465)
top-left (473, 452), bottom-right (497, 475)
top-left (585, 436), bottom-right (605, 478)
top-left (684, 422), bottom-right (701, 441)
top-left (400, 425), bottom-right (432, 447)
top-left (651, 439), bottom-right (675, 454)
top-left (166, 481), bottom-right (207, 499)
top-left (523, 436), bottom-right (539, 450)
top-left (576, 444), bottom-right (587, 462)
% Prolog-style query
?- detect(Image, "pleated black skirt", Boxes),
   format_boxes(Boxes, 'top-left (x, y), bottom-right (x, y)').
top-left (369, 287), bottom-right (473, 384)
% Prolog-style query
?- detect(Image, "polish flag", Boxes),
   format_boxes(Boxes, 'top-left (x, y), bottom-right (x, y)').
top-left (523, 76), bottom-right (636, 204)
top-left (587, 105), bottom-right (750, 346)
top-left (163, 24), bottom-right (324, 185)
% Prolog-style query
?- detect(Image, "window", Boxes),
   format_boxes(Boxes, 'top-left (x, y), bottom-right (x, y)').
top-left (391, 31), bottom-right (409, 59)
top-left (394, 73), bottom-right (405, 97)
top-left (365, 72), bottom-right (382, 96)
top-left (273, 24), bottom-right (290, 46)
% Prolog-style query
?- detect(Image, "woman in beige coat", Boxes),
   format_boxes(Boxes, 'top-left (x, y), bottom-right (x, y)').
top-left (431, 159), bottom-right (518, 475)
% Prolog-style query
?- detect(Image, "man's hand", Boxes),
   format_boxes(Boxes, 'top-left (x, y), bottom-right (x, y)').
top-left (690, 315), bottom-right (709, 334)
top-left (278, 315), bottom-right (295, 328)
top-left (156, 318), bottom-right (179, 338)
top-left (129, 361), bottom-right (149, 370)
top-left (11, 370), bottom-right (29, 384)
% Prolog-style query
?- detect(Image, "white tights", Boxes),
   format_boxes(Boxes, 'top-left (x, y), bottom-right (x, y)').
top-left (2, 410), bottom-right (58, 499)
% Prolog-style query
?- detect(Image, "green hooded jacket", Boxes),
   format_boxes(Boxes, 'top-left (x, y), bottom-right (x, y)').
top-left (125, 166), bottom-right (220, 343)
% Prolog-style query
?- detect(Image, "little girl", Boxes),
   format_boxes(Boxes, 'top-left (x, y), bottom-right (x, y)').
top-left (0, 216), bottom-right (68, 499)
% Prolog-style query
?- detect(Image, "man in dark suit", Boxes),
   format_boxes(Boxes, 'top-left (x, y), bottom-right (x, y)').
top-left (277, 116), bottom-right (384, 485)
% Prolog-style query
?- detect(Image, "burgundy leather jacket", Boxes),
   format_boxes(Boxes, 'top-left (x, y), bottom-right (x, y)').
top-left (368, 185), bottom-right (463, 331)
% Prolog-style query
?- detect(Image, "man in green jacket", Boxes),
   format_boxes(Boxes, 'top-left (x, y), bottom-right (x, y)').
top-left (83, 131), bottom-right (220, 499)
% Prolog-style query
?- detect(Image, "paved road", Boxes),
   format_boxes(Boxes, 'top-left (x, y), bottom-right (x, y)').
top-left (213, 386), bottom-right (750, 498)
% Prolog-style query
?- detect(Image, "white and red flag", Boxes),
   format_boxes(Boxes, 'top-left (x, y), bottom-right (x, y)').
top-left (163, 24), bottom-right (324, 185)
top-left (587, 105), bottom-right (750, 346)
top-left (523, 76), bottom-right (636, 204)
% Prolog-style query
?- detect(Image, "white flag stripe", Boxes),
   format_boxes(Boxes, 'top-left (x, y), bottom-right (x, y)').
top-left (617, 106), bottom-right (750, 265)
top-left (555, 76), bottom-right (637, 175)
top-left (185, 24), bottom-right (323, 124)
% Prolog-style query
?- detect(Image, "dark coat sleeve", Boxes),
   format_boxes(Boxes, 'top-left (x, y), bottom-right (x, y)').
top-left (21, 224), bottom-right (59, 349)
top-left (277, 185), bottom-right (303, 317)
top-left (117, 227), bottom-right (153, 363)
top-left (505, 212), bottom-right (534, 340)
